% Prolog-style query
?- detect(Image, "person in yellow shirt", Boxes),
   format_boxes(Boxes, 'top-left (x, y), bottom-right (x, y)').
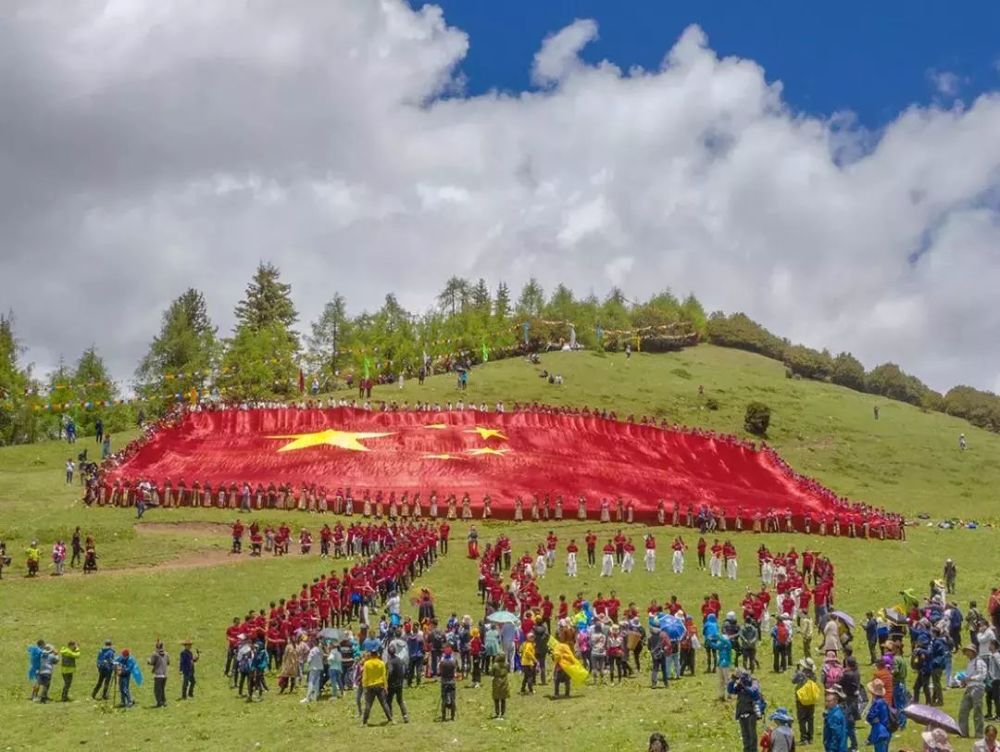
top-left (26, 542), bottom-right (41, 577)
top-left (59, 641), bottom-right (81, 702)
top-left (361, 650), bottom-right (392, 725)
top-left (520, 634), bottom-right (537, 694)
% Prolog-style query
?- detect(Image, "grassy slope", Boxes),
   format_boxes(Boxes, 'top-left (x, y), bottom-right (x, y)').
top-left (1, 345), bottom-right (997, 751)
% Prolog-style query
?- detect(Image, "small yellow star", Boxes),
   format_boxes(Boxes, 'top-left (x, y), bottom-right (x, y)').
top-left (423, 453), bottom-right (459, 460)
top-left (465, 427), bottom-right (507, 441)
top-left (465, 447), bottom-right (510, 456)
top-left (268, 429), bottom-right (394, 453)
top-left (423, 423), bottom-right (450, 430)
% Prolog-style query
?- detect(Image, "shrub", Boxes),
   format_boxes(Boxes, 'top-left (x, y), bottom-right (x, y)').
top-left (705, 397), bottom-right (720, 411)
top-left (744, 402), bottom-right (771, 436)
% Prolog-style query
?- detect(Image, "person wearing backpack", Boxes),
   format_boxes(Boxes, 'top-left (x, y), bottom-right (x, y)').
top-left (773, 617), bottom-right (792, 673)
top-left (92, 639), bottom-right (116, 700)
top-left (793, 658), bottom-right (821, 745)
top-left (741, 618), bottom-right (760, 672)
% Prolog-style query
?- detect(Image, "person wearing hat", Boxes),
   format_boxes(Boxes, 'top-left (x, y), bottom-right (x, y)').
top-left (93, 639), bottom-right (116, 701)
top-left (767, 707), bottom-right (796, 752)
top-left (179, 639), bottom-right (199, 700)
top-left (864, 678), bottom-right (892, 752)
top-left (114, 648), bottom-right (138, 708)
top-left (923, 726), bottom-right (955, 752)
top-left (793, 657), bottom-right (821, 745)
top-left (727, 669), bottom-right (762, 752)
top-left (960, 642), bottom-right (989, 738)
top-left (822, 684), bottom-right (847, 752)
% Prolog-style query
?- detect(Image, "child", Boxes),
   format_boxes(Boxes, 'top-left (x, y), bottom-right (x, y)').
top-left (491, 658), bottom-right (510, 719)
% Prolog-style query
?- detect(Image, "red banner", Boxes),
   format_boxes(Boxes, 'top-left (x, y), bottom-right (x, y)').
top-left (109, 408), bottom-right (859, 524)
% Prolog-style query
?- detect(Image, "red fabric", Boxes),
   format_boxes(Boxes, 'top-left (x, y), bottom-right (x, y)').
top-left (112, 407), bottom-right (841, 522)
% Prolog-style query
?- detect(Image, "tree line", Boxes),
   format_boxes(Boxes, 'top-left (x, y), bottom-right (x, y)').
top-left (1, 264), bottom-right (999, 444)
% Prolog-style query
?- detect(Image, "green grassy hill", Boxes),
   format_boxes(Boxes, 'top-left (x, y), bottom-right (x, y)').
top-left (1, 345), bottom-right (997, 752)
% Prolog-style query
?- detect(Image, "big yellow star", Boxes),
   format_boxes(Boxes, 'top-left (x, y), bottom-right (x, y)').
top-left (268, 429), bottom-right (394, 453)
top-left (465, 447), bottom-right (510, 456)
top-left (423, 453), bottom-right (459, 460)
top-left (423, 423), bottom-right (450, 430)
top-left (465, 427), bottom-right (507, 441)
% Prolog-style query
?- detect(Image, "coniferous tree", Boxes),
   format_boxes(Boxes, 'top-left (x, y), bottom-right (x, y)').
top-left (234, 262), bottom-right (298, 337)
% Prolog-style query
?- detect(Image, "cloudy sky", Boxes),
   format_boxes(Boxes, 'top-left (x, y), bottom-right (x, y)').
top-left (2, 1), bottom-right (999, 394)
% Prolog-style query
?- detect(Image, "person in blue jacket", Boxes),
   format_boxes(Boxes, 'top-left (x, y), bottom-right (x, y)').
top-left (930, 628), bottom-right (951, 705)
top-left (823, 684), bottom-right (848, 752)
top-left (865, 678), bottom-right (892, 752)
top-left (92, 639), bottom-right (116, 700)
top-left (115, 649), bottom-right (140, 708)
top-left (707, 631), bottom-right (733, 700)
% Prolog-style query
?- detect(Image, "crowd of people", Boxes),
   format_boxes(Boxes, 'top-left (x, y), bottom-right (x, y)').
top-left (76, 402), bottom-right (905, 537)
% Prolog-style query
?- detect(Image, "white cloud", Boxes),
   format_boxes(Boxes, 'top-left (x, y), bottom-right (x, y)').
top-left (928, 69), bottom-right (961, 97)
top-left (1, 1), bottom-right (1000, 395)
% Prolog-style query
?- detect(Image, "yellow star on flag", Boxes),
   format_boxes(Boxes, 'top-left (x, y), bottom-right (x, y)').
top-left (465, 447), bottom-right (509, 456)
top-left (268, 429), bottom-right (394, 453)
top-left (423, 423), bottom-right (450, 430)
top-left (423, 453), bottom-right (459, 460)
top-left (465, 427), bottom-right (507, 441)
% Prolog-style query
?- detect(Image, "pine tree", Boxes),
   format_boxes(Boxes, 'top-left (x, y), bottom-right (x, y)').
top-left (516, 278), bottom-right (545, 317)
top-left (136, 289), bottom-right (218, 406)
top-left (234, 262), bottom-right (298, 335)
top-left (0, 312), bottom-right (37, 445)
top-left (307, 293), bottom-right (351, 379)
top-left (494, 282), bottom-right (511, 320)
top-left (437, 276), bottom-right (470, 316)
top-left (471, 278), bottom-right (491, 313)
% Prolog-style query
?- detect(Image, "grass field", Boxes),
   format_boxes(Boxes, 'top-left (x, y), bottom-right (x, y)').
top-left (2, 345), bottom-right (998, 751)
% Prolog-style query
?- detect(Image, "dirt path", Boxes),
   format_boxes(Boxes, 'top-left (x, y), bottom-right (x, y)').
top-left (22, 521), bottom-right (244, 579)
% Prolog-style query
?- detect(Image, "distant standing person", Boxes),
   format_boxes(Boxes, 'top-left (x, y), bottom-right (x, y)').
top-left (59, 641), bottom-right (81, 701)
top-left (625, 343), bottom-right (631, 360)
top-left (148, 642), bottom-right (169, 708)
top-left (873, 405), bottom-right (879, 421)
top-left (179, 639), bottom-right (199, 700)
top-left (65, 458), bottom-right (74, 484)
top-left (95, 418), bottom-right (104, 444)
top-left (944, 559), bottom-right (957, 594)
top-left (960, 433), bottom-right (967, 451)
top-left (102, 433), bottom-right (112, 459)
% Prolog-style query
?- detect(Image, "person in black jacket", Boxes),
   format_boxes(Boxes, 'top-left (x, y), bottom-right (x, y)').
top-left (386, 645), bottom-right (409, 723)
top-left (439, 647), bottom-right (457, 721)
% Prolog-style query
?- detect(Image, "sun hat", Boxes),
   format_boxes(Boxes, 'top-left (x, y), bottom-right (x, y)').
top-left (825, 684), bottom-right (846, 699)
top-left (798, 657), bottom-right (816, 672)
top-left (921, 728), bottom-right (954, 751)
top-left (866, 678), bottom-right (886, 697)
top-left (769, 707), bottom-right (793, 724)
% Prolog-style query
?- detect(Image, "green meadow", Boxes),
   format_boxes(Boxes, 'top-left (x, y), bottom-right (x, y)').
top-left (2, 346), bottom-right (998, 751)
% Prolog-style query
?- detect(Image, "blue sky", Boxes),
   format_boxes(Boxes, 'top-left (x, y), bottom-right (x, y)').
top-left (415, 1), bottom-right (1000, 126)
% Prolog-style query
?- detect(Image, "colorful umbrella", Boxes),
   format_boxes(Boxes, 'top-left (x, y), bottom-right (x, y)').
top-left (902, 703), bottom-right (962, 736)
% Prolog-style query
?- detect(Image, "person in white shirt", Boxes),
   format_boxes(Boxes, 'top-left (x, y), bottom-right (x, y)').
top-left (960, 643), bottom-right (989, 738)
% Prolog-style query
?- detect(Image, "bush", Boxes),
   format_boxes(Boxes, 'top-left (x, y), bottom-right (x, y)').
top-left (705, 397), bottom-right (720, 411)
top-left (744, 402), bottom-right (771, 436)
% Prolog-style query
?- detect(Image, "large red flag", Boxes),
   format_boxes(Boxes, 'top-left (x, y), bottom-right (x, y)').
top-left (111, 408), bottom-right (850, 523)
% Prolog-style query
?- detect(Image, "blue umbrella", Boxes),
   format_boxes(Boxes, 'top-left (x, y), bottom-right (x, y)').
top-left (487, 610), bottom-right (520, 625)
top-left (658, 614), bottom-right (686, 640)
top-left (362, 638), bottom-right (381, 653)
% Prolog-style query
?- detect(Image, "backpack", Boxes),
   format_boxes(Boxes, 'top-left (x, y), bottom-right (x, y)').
top-left (796, 679), bottom-right (822, 707)
top-left (886, 706), bottom-right (900, 734)
top-left (823, 663), bottom-right (843, 688)
top-left (776, 621), bottom-right (790, 646)
top-left (759, 728), bottom-right (772, 751)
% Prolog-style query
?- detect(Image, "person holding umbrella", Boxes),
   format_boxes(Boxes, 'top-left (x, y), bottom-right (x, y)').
top-left (922, 727), bottom-right (955, 751)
